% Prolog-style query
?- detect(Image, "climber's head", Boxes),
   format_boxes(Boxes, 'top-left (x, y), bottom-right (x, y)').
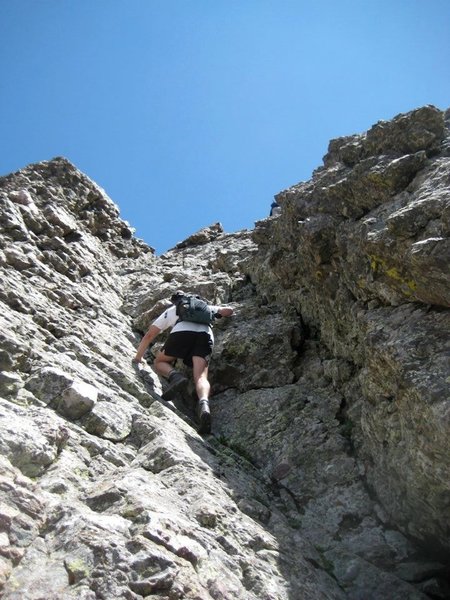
top-left (170, 290), bottom-right (185, 305)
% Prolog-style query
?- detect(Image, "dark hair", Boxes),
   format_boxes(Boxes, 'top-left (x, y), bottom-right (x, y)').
top-left (170, 290), bottom-right (185, 304)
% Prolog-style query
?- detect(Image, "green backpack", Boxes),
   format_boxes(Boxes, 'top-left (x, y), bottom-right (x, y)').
top-left (175, 294), bottom-right (217, 325)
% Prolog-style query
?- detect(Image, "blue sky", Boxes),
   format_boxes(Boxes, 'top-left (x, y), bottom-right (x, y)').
top-left (1, 1), bottom-right (449, 254)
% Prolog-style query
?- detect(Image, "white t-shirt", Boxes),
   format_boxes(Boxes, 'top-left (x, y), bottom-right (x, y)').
top-left (152, 305), bottom-right (218, 341)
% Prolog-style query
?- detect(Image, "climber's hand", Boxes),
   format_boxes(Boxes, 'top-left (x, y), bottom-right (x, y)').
top-left (132, 358), bottom-right (143, 373)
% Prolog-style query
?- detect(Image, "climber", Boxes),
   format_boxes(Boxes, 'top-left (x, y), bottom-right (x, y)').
top-left (133, 290), bottom-right (233, 434)
top-left (269, 200), bottom-right (281, 217)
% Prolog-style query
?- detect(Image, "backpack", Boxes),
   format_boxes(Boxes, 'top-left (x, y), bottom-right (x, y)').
top-left (175, 294), bottom-right (217, 325)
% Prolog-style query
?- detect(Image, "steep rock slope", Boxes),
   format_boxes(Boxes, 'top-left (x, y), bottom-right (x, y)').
top-left (218, 105), bottom-right (450, 596)
top-left (244, 105), bottom-right (450, 554)
top-left (0, 159), bottom-right (343, 599)
top-left (0, 105), bottom-right (449, 600)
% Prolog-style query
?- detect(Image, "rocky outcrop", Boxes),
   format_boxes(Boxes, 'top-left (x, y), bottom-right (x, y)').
top-left (0, 106), bottom-right (449, 599)
top-left (0, 159), bottom-right (340, 599)
top-left (246, 105), bottom-right (450, 552)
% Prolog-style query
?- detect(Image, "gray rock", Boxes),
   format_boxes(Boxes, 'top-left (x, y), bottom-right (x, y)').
top-left (57, 381), bottom-right (98, 420)
top-left (25, 367), bottom-right (74, 405)
top-left (172, 222), bottom-right (224, 249)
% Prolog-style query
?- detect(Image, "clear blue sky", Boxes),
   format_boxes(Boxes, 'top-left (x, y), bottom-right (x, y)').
top-left (1, 1), bottom-right (449, 254)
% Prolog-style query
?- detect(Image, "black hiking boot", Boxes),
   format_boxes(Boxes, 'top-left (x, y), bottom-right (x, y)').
top-left (197, 399), bottom-right (211, 435)
top-left (162, 371), bottom-right (188, 400)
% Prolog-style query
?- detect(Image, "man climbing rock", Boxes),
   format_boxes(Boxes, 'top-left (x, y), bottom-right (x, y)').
top-left (133, 291), bottom-right (233, 434)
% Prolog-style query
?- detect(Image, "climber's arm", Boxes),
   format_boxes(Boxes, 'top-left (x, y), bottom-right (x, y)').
top-left (133, 324), bottom-right (161, 363)
top-left (217, 306), bottom-right (233, 318)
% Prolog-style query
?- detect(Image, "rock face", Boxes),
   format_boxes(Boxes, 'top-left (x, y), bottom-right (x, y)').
top-left (0, 106), bottom-right (449, 599)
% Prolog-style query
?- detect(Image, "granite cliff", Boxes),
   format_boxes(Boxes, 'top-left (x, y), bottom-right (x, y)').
top-left (0, 105), bottom-right (449, 599)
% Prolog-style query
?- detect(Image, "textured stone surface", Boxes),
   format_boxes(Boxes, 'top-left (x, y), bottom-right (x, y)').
top-left (247, 105), bottom-right (450, 561)
top-left (0, 107), bottom-right (449, 598)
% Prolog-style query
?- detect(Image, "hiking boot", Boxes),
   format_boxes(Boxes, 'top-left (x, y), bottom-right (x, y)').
top-left (162, 371), bottom-right (188, 400)
top-left (197, 399), bottom-right (211, 435)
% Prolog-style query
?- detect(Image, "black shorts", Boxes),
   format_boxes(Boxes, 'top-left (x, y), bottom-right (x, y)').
top-left (163, 331), bottom-right (214, 367)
